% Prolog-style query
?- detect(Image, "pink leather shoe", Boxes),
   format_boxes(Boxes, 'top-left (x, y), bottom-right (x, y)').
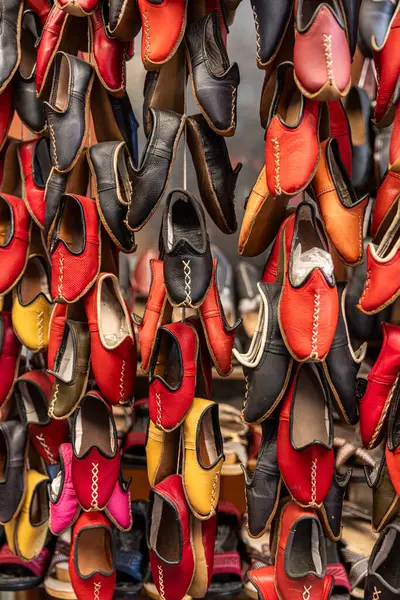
top-left (49, 443), bottom-right (80, 535)
top-left (105, 474), bottom-right (132, 531)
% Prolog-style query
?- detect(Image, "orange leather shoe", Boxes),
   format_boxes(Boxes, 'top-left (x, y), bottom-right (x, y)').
top-left (371, 168), bottom-right (400, 239)
top-left (312, 138), bottom-right (368, 266)
top-left (238, 165), bottom-right (289, 257)
top-left (138, 0), bottom-right (187, 70)
top-left (358, 198), bottom-right (400, 315)
top-left (278, 201), bottom-right (339, 362)
top-left (265, 62), bottom-right (320, 197)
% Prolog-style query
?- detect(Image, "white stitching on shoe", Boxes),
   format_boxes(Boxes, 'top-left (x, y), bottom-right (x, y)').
top-left (182, 260), bottom-right (192, 307)
top-left (49, 124), bottom-right (59, 170)
top-left (119, 360), bottom-right (126, 402)
top-left (252, 6), bottom-right (261, 62)
top-left (360, 270), bottom-right (371, 304)
top-left (303, 585), bottom-right (312, 600)
top-left (37, 310), bottom-right (44, 351)
top-left (323, 34), bottom-right (334, 87)
top-left (310, 293), bottom-right (320, 359)
top-left (156, 392), bottom-right (162, 427)
top-left (57, 255), bottom-right (64, 299)
top-left (158, 565), bottom-right (166, 600)
top-left (48, 383), bottom-right (59, 418)
top-left (311, 458), bottom-right (317, 504)
top-left (143, 10), bottom-right (151, 61)
top-left (91, 462), bottom-right (99, 509)
top-left (94, 581), bottom-right (101, 600)
top-left (210, 471), bottom-right (220, 515)
top-left (231, 86), bottom-right (237, 130)
top-left (271, 138), bottom-right (282, 195)
top-left (372, 586), bottom-right (382, 600)
top-left (35, 433), bottom-right (56, 464)
top-left (242, 374), bottom-right (249, 415)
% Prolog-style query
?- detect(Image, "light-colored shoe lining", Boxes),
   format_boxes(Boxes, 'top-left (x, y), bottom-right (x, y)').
top-left (292, 366), bottom-right (329, 447)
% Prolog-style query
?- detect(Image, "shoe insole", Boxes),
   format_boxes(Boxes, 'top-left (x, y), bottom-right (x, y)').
top-left (20, 381), bottom-right (48, 424)
top-left (242, 311), bottom-right (259, 338)
top-left (76, 395), bottom-right (113, 456)
top-left (288, 518), bottom-right (322, 576)
top-left (20, 257), bottom-right (51, 304)
top-left (292, 366), bottom-right (329, 447)
top-left (116, 148), bottom-right (132, 205)
top-left (0, 198), bottom-right (12, 247)
top-left (58, 196), bottom-right (84, 253)
top-left (331, 150), bottom-right (354, 207)
top-left (278, 68), bottom-right (302, 127)
top-left (372, 528), bottom-right (400, 588)
top-left (57, 326), bottom-right (75, 382)
top-left (20, 13), bottom-right (38, 79)
top-left (150, 495), bottom-right (180, 563)
top-left (345, 94), bottom-right (366, 147)
top-left (31, 480), bottom-right (49, 526)
top-left (199, 407), bottom-right (219, 467)
top-left (100, 278), bottom-right (128, 348)
top-left (77, 528), bottom-right (113, 577)
top-left (0, 432), bottom-right (7, 482)
top-left (167, 197), bottom-right (202, 252)
top-left (377, 210), bottom-right (400, 258)
top-left (51, 54), bottom-right (71, 113)
top-left (33, 138), bottom-right (52, 187)
top-left (204, 14), bottom-right (229, 75)
top-left (154, 331), bottom-right (181, 388)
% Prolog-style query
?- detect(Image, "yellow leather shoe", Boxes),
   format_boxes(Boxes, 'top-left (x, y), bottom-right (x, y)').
top-left (183, 397), bottom-right (225, 519)
top-left (12, 255), bottom-right (53, 352)
top-left (15, 469), bottom-right (49, 561)
top-left (146, 420), bottom-right (180, 487)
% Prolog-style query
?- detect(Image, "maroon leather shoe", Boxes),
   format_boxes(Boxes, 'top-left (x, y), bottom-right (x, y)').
top-left (275, 502), bottom-right (334, 600)
top-left (71, 391), bottom-right (120, 511)
top-left (148, 474), bottom-right (195, 600)
top-left (0, 312), bottom-right (21, 407)
top-left (277, 363), bottom-right (334, 506)
top-left (149, 322), bottom-right (197, 431)
top-left (374, 12), bottom-right (400, 127)
top-left (0, 85), bottom-right (14, 153)
top-left (359, 322), bottom-right (400, 449)
top-left (15, 370), bottom-right (69, 465)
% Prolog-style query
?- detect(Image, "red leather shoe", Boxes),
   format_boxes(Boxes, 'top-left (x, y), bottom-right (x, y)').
top-left (15, 370), bottom-right (69, 465)
top-left (359, 322), bottom-right (400, 449)
top-left (374, 12), bottom-right (400, 127)
top-left (188, 514), bottom-right (217, 598)
top-left (247, 566), bottom-right (278, 600)
top-left (89, 6), bottom-right (127, 95)
top-left (265, 62), bottom-right (320, 196)
top-left (50, 194), bottom-right (100, 304)
top-left (294, 0), bottom-right (351, 101)
top-left (328, 99), bottom-right (352, 177)
top-left (69, 512), bottom-right (116, 600)
top-left (47, 303), bottom-right (67, 378)
top-left (277, 363), bottom-right (334, 506)
top-left (148, 474), bottom-right (195, 600)
top-left (149, 322), bottom-right (197, 431)
top-left (390, 103), bottom-right (400, 169)
top-left (17, 138), bottom-right (51, 229)
top-left (36, 5), bottom-right (68, 97)
top-left (0, 86), bottom-right (14, 153)
top-left (358, 198), bottom-right (400, 315)
top-left (0, 312), bottom-right (21, 406)
top-left (278, 201), bottom-right (339, 362)
top-left (55, 0), bottom-right (97, 17)
top-left (134, 259), bottom-right (172, 374)
top-left (26, 0), bottom-right (51, 24)
top-left (0, 193), bottom-right (31, 295)
top-left (371, 169), bottom-right (400, 239)
top-left (199, 258), bottom-right (240, 376)
top-left (185, 314), bottom-right (213, 399)
top-left (262, 212), bottom-right (295, 284)
top-left (138, 0), bottom-right (186, 70)
top-left (84, 273), bottom-right (136, 405)
top-left (72, 391), bottom-right (120, 511)
top-left (274, 502), bottom-right (334, 600)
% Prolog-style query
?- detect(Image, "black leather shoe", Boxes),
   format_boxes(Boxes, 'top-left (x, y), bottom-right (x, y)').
top-left (242, 419), bottom-right (281, 538)
top-left (365, 517), bottom-right (400, 599)
top-left (108, 0), bottom-right (141, 41)
top-left (323, 281), bottom-right (367, 426)
top-left (185, 11), bottom-right (240, 137)
top-left (0, 421), bottom-right (28, 524)
top-left (88, 141), bottom-right (136, 253)
top-left (365, 455), bottom-right (400, 534)
top-left (160, 189), bottom-right (213, 308)
top-left (344, 86), bottom-right (373, 197)
top-left (359, 0), bottom-right (400, 53)
top-left (233, 282), bottom-right (293, 424)
top-left (0, 0), bottom-right (23, 94)
top-left (250, 0), bottom-right (293, 68)
top-left (341, 0), bottom-right (361, 58)
top-left (187, 113), bottom-right (241, 234)
top-left (319, 467), bottom-right (351, 542)
top-left (44, 52), bottom-right (94, 173)
top-left (126, 108), bottom-right (185, 231)
top-left (14, 10), bottom-right (46, 135)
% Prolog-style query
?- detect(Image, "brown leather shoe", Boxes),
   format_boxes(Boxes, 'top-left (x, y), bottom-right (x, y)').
top-left (47, 313), bottom-right (90, 420)
top-left (311, 137), bottom-right (369, 266)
